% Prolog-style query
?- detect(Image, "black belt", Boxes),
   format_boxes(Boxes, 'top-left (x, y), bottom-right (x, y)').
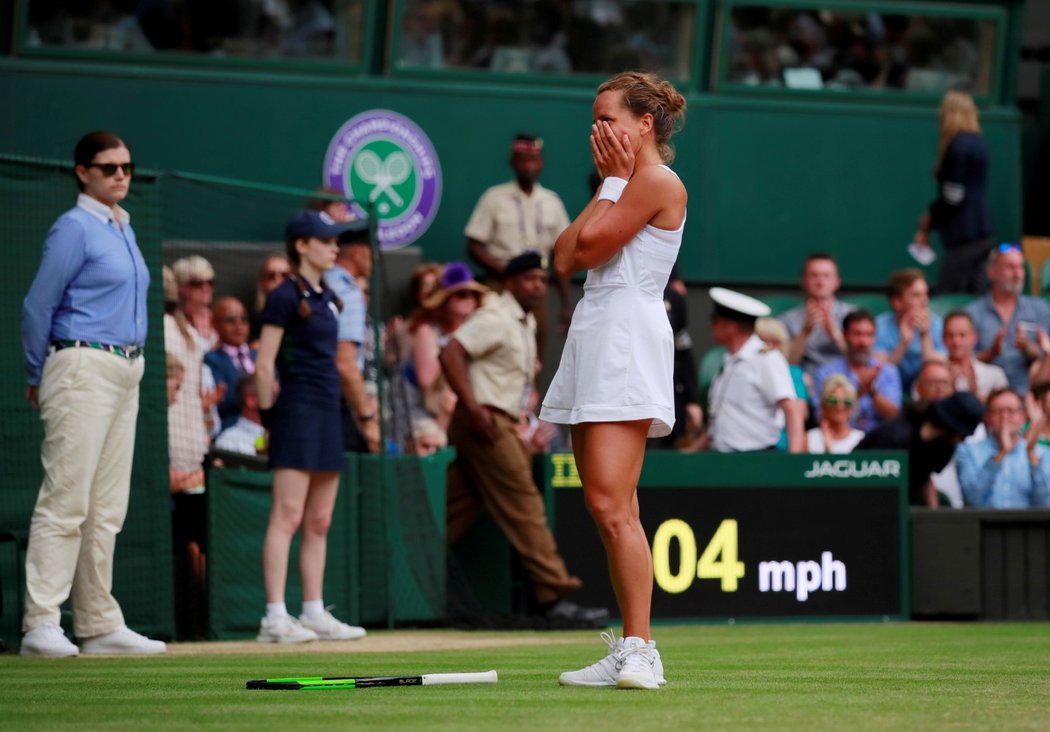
top-left (52, 340), bottom-right (143, 360)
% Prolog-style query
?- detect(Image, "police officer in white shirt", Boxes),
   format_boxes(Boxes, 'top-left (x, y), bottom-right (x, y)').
top-left (705, 288), bottom-right (806, 452)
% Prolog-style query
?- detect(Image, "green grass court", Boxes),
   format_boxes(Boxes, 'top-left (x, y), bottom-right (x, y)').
top-left (2, 623), bottom-right (1048, 731)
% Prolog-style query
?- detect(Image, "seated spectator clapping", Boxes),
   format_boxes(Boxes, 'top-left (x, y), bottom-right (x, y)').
top-left (813, 310), bottom-right (902, 433)
top-left (955, 388), bottom-right (1050, 508)
top-left (875, 268), bottom-right (945, 392)
top-left (943, 310), bottom-right (1008, 401)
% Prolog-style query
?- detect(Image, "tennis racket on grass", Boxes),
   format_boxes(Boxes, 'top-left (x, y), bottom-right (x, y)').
top-left (246, 670), bottom-right (498, 690)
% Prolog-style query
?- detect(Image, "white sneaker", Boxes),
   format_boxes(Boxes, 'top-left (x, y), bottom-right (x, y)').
top-left (616, 636), bottom-right (660, 690)
top-left (559, 632), bottom-right (667, 687)
top-left (559, 631), bottom-right (622, 686)
top-left (20, 624), bottom-right (79, 657)
top-left (81, 626), bottom-right (166, 655)
top-left (256, 614), bottom-right (318, 644)
top-left (298, 608), bottom-right (366, 641)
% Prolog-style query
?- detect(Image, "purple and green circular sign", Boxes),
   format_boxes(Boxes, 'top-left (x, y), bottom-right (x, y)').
top-left (323, 110), bottom-right (442, 249)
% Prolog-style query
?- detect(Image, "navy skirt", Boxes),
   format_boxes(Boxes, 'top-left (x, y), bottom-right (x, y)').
top-left (267, 386), bottom-right (344, 472)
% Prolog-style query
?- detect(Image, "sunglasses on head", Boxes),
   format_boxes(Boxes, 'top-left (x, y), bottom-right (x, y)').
top-left (824, 396), bottom-right (855, 407)
top-left (997, 242), bottom-right (1022, 254)
top-left (187, 278), bottom-right (214, 288)
top-left (89, 162), bottom-right (135, 177)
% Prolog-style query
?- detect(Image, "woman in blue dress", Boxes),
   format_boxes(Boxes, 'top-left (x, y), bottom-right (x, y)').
top-left (254, 210), bottom-right (366, 644)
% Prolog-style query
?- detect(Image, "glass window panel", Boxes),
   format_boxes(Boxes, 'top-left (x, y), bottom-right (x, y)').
top-left (723, 6), bottom-right (998, 95)
top-left (24, 0), bottom-right (365, 63)
top-left (396, 0), bottom-right (695, 80)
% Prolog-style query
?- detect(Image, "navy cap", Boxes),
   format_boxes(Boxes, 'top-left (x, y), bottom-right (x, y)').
top-left (505, 250), bottom-right (547, 278)
top-left (930, 392), bottom-right (985, 436)
top-left (285, 210), bottom-right (359, 241)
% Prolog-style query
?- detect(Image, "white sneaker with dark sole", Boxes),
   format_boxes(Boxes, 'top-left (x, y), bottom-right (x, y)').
top-left (20, 624), bottom-right (79, 658)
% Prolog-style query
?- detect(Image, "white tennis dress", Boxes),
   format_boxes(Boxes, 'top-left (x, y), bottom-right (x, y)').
top-left (540, 171), bottom-right (684, 438)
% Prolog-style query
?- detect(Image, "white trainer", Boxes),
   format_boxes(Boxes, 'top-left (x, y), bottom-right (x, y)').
top-left (298, 609), bottom-right (366, 641)
top-left (559, 632), bottom-right (667, 687)
top-left (20, 624), bottom-right (79, 658)
top-left (81, 626), bottom-right (166, 655)
top-left (559, 631), bottom-right (623, 686)
top-left (616, 636), bottom-right (660, 690)
top-left (256, 614), bottom-right (318, 644)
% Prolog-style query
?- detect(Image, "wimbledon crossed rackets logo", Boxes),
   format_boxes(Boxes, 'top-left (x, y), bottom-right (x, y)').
top-left (324, 110), bottom-right (442, 249)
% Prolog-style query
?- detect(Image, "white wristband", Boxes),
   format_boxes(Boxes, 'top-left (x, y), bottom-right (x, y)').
top-left (597, 176), bottom-right (628, 203)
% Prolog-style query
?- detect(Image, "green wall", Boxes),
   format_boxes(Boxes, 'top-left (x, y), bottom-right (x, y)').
top-left (0, 58), bottom-right (1022, 286)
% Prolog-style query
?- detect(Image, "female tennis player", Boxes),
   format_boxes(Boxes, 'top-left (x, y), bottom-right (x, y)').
top-left (540, 71), bottom-right (687, 690)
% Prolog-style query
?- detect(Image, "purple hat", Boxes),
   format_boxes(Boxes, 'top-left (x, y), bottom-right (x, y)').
top-left (423, 262), bottom-right (488, 309)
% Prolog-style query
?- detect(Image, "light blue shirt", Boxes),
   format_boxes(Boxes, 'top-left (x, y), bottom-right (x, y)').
top-left (812, 356), bottom-right (902, 433)
top-left (323, 264), bottom-right (366, 370)
top-left (955, 437), bottom-right (1050, 508)
top-left (965, 295), bottom-right (1050, 393)
top-left (22, 194), bottom-right (149, 385)
top-left (874, 310), bottom-right (946, 392)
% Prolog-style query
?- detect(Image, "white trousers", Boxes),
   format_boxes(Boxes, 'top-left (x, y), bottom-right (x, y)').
top-left (23, 347), bottom-right (144, 638)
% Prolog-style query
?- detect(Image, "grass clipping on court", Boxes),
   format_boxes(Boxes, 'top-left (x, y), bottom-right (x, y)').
top-left (5, 624), bottom-right (1050, 730)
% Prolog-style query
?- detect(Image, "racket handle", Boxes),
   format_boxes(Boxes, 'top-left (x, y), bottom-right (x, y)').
top-left (421, 671), bottom-right (498, 686)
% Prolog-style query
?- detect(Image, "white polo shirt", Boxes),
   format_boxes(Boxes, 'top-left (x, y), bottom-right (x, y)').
top-left (709, 334), bottom-right (797, 452)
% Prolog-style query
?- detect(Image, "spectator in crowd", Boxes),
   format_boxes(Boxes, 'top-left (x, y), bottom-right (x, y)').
top-left (965, 244), bottom-right (1050, 393)
top-left (912, 359), bottom-right (955, 403)
top-left (391, 262), bottom-right (444, 361)
top-left (166, 352), bottom-right (184, 406)
top-left (465, 133), bottom-right (571, 350)
top-left (779, 253), bottom-right (855, 379)
top-left (857, 392), bottom-right (985, 506)
top-left (255, 210), bottom-right (366, 644)
top-left (943, 310), bottom-right (1008, 401)
top-left (439, 251), bottom-right (606, 625)
top-left (250, 252), bottom-right (291, 341)
top-left (411, 263), bottom-right (487, 436)
top-left (409, 416), bottom-right (448, 456)
top-left (814, 310), bottom-right (902, 432)
top-left (808, 375), bottom-right (864, 454)
top-left (307, 186), bottom-right (355, 223)
top-left (1027, 381), bottom-right (1050, 446)
top-left (649, 272), bottom-right (702, 449)
top-left (1027, 327), bottom-right (1050, 390)
top-left (955, 388), bottom-right (1050, 508)
top-left (874, 268), bottom-right (945, 392)
top-left (755, 316), bottom-right (809, 450)
top-left (704, 289), bottom-right (805, 453)
top-left (214, 375), bottom-right (266, 456)
top-left (204, 296), bottom-right (255, 432)
top-left (323, 219), bottom-right (379, 454)
top-left (19, 130), bottom-right (163, 657)
top-left (173, 255), bottom-right (218, 349)
top-left (165, 262), bottom-right (212, 639)
top-left (914, 90), bottom-right (993, 295)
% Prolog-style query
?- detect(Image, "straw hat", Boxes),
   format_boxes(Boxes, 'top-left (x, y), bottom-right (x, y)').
top-left (423, 262), bottom-right (488, 309)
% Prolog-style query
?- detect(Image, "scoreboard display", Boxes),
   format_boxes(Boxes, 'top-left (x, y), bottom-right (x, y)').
top-left (547, 452), bottom-right (908, 620)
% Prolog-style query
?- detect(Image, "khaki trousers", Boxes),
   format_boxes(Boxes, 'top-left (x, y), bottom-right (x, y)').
top-left (23, 347), bottom-right (144, 637)
top-left (446, 408), bottom-right (581, 605)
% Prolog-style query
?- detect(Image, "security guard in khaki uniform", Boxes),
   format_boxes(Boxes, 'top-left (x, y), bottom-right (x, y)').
top-left (705, 288), bottom-right (805, 452)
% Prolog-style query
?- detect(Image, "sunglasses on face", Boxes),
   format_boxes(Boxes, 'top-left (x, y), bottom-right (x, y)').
top-left (221, 315), bottom-right (249, 324)
top-left (824, 397), bottom-right (855, 407)
top-left (264, 270), bottom-right (289, 282)
top-left (89, 162), bottom-right (135, 177)
top-left (187, 278), bottom-right (214, 288)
